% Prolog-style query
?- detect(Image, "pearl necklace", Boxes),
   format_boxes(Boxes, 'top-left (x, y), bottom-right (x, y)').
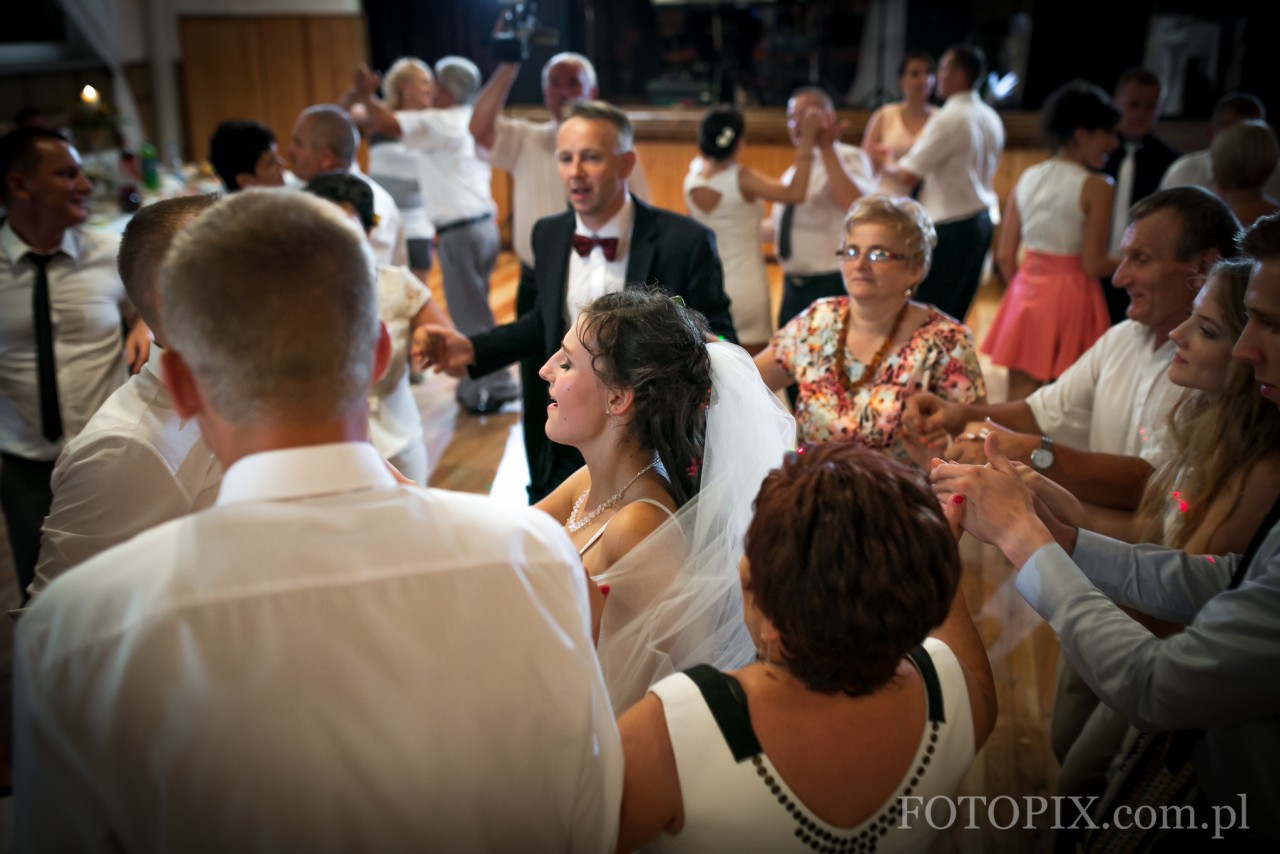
top-left (566, 461), bottom-right (657, 533)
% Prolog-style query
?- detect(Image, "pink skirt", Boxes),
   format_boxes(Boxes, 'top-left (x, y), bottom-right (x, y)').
top-left (981, 251), bottom-right (1110, 382)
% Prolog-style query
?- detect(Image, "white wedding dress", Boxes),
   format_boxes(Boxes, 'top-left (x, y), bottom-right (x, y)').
top-left (593, 342), bottom-right (797, 715)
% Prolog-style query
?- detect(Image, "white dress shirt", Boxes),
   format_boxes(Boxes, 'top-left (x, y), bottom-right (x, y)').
top-left (566, 194), bottom-right (634, 322)
top-left (15, 441), bottom-right (622, 853)
top-left (396, 105), bottom-right (496, 224)
top-left (898, 90), bottom-right (1005, 225)
top-left (1025, 320), bottom-right (1182, 464)
top-left (1159, 147), bottom-right (1280, 198)
top-left (483, 116), bottom-right (653, 267)
top-left (767, 142), bottom-right (874, 276)
top-left (31, 346), bottom-right (221, 595)
top-left (0, 222), bottom-right (132, 461)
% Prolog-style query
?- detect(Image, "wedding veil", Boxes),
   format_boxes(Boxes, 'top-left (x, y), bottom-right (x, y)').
top-left (594, 342), bottom-right (797, 715)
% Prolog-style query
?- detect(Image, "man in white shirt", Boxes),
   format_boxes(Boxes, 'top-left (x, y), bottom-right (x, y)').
top-left (0, 128), bottom-right (151, 598)
top-left (14, 189), bottom-right (622, 852)
top-left (468, 51), bottom-right (652, 274)
top-left (31, 194), bottom-right (223, 598)
top-left (767, 86), bottom-right (874, 332)
top-left (354, 56), bottom-right (519, 413)
top-left (287, 104), bottom-right (407, 268)
top-left (906, 187), bottom-right (1240, 511)
top-left (886, 43), bottom-right (1004, 323)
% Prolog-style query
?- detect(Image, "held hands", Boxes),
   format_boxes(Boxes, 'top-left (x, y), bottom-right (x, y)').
top-left (815, 111), bottom-right (850, 150)
top-left (930, 433), bottom-right (1056, 567)
top-left (352, 64), bottom-right (382, 100)
top-left (1011, 462), bottom-right (1084, 530)
top-left (798, 109), bottom-right (822, 148)
top-left (124, 320), bottom-right (152, 375)
top-left (942, 419), bottom-right (1039, 467)
top-left (902, 392), bottom-right (962, 441)
top-left (411, 324), bottom-right (475, 378)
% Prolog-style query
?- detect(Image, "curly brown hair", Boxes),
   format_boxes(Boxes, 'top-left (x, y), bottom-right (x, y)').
top-left (744, 443), bottom-right (959, 696)
top-left (578, 289), bottom-right (712, 507)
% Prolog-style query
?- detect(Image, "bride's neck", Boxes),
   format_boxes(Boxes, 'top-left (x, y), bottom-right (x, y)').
top-left (580, 440), bottom-right (656, 503)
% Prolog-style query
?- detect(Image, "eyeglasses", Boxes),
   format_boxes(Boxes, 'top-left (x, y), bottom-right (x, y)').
top-left (835, 245), bottom-right (908, 263)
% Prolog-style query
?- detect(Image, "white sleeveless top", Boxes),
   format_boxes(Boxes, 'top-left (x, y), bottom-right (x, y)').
top-left (1014, 158), bottom-right (1090, 255)
top-left (645, 637), bottom-right (976, 854)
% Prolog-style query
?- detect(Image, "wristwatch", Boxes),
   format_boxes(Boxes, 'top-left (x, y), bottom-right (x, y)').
top-left (1030, 435), bottom-right (1056, 472)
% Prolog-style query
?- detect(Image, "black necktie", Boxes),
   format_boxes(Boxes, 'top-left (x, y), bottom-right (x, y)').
top-left (777, 204), bottom-right (795, 262)
top-left (27, 252), bottom-right (63, 443)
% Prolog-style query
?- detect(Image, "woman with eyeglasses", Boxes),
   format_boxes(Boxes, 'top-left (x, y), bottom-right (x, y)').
top-left (754, 194), bottom-right (985, 464)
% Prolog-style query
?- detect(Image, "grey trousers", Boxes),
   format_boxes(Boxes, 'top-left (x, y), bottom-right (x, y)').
top-left (436, 218), bottom-right (518, 409)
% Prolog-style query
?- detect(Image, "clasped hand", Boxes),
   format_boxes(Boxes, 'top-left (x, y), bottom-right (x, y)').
top-left (411, 325), bottom-right (475, 378)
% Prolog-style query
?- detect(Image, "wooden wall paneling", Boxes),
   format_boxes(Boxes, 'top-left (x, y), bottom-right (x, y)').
top-left (179, 18), bottom-right (267, 166)
top-left (303, 15), bottom-right (368, 106)
top-left (256, 18), bottom-right (311, 146)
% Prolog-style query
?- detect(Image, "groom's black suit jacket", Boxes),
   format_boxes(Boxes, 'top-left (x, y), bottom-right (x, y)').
top-left (470, 196), bottom-right (736, 500)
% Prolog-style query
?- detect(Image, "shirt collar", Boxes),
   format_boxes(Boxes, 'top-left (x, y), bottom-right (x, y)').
top-left (944, 90), bottom-right (977, 106)
top-left (216, 442), bottom-right (398, 506)
top-left (575, 193), bottom-right (633, 240)
top-left (1, 220), bottom-right (83, 268)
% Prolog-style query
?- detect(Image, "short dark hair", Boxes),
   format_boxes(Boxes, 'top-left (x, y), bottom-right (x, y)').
top-left (305, 172), bottom-right (376, 233)
top-left (578, 289), bottom-right (712, 508)
top-left (897, 49), bottom-right (934, 79)
top-left (565, 100), bottom-right (634, 152)
top-left (208, 120), bottom-right (276, 193)
top-left (0, 127), bottom-right (71, 203)
top-left (698, 106), bottom-right (744, 161)
top-left (1130, 186), bottom-right (1241, 262)
top-left (1241, 212), bottom-right (1280, 262)
top-left (1041, 80), bottom-right (1120, 150)
top-left (944, 44), bottom-right (986, 90)
top-left (744, 444), bottom-right (959, 697)
top-left (118, 194), bottom-right (220, 333)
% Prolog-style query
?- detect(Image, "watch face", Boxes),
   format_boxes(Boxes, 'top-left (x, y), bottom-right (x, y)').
top-left (1031, 447), bottom-right (1054, 470)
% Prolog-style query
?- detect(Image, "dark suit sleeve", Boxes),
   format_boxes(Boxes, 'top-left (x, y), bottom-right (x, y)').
top-left (681, 225), bottom-right (738, 344)
top-left (469, 262), bottom-right (545, 377)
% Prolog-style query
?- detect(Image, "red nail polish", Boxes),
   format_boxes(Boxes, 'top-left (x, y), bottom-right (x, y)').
top-left (599, 584), bottom-right (611, 598)
top-left (951, 494), bottom-right (965, 505)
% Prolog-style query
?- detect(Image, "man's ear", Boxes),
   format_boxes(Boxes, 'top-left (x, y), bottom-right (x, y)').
top-left (234, 172), bottom-right (256, 190)
top-left (159, 349), bottom-right (204, 421)
top-left (5, 172), bottom-right (30, 203)
top-left (619, 150), bottom-right (637, 180)
top-left (370, 321), bottom-right (393, 386)
top-left (1193, 247), bottom-right (1222, 277)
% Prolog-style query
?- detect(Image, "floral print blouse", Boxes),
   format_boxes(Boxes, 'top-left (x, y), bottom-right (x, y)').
top-left (771, 297), bottom-right (986, 459)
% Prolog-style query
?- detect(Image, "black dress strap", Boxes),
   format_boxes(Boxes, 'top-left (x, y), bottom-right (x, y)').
top-left (1229, 496), bottom-right (1280, 590)
top-left (906, 645), bottom-right (947, 724)
top-left (683, 664), bottom-right (762, 762)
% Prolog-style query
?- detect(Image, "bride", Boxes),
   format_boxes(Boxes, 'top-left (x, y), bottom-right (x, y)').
top-left (536, 290), bottom-right (795, 713)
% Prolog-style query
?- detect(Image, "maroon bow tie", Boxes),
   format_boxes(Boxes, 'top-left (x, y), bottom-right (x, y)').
top-left (570, 234), bottom-right (619, 261)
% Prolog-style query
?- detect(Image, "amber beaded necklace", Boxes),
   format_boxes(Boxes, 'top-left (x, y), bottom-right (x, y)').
top-left (833, 301), bottom-right (910, 395)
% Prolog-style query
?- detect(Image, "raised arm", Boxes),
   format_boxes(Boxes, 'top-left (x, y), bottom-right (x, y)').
top-left (860, 106), bottom-right (889, 173)
top-left (470, 62), bottom-right (521, 150)
top-left (816, 113), bottom-right (864, 211)
top-left (737, 111), bottom-right (820, 205)
top-left (349, 64), bottom-right (403, 139)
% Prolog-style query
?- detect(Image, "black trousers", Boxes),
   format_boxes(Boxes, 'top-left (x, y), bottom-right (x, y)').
top-left (0, 452), bottom-right (55, 602)
top-left (914, 210), bottom-right (993, 324)
top-left (777, 271), bottom-right (846, 408)
top-left (514, 264), bottom-right (585, 504)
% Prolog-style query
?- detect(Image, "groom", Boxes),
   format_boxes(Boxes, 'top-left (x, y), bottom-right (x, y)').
top-left (423, 100), bottom-right (737, 501)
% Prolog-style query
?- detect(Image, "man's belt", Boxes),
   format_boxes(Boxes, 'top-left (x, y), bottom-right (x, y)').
top-left (434, 212), bottom-right (493, 235)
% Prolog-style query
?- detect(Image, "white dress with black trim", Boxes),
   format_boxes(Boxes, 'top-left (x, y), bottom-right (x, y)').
top-left (644, 636), bottom-right (976, 853)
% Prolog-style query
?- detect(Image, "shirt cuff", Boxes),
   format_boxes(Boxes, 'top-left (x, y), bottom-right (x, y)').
top-left (1014, 541), bottom-right (1099, 623)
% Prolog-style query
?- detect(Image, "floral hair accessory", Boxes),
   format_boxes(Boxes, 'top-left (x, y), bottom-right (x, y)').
top-left (686, 457), bottom-right (702, 478)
